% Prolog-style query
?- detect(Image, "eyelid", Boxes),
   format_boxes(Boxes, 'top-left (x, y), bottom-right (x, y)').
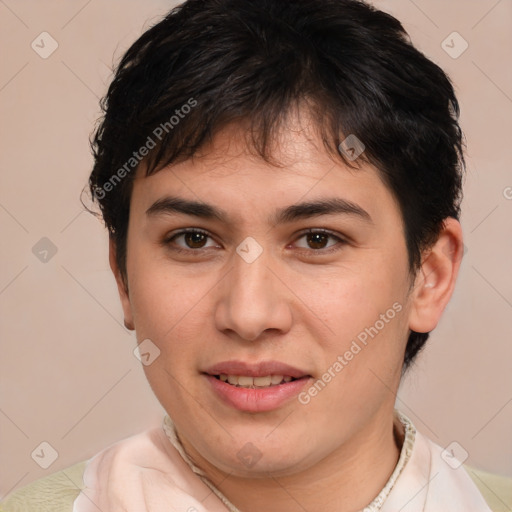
top-left (295, 227), bottom-right (347, 241)
top-left (163, 228), bottom-right (218, 247)
top-left (164, 227), bottom-right (210, 239)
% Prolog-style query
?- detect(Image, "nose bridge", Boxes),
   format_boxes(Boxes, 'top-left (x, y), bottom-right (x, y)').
top-left (215, 243), bottom-right (291, 341)
top-left (232, 249), bottom-right (273, 303)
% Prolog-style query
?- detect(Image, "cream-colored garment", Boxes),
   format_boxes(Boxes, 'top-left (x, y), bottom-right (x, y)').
top-left (380, 416), bottom-right (492, 512)
top-left (73, 411), bottom-right (492, 512)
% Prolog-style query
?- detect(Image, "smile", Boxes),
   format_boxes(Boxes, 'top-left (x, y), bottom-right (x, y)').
top-left (203, 361), bottom-right (312, 412)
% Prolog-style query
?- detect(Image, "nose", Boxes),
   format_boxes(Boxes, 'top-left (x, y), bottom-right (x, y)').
top-left (214, 248), bottom-right (293, 342)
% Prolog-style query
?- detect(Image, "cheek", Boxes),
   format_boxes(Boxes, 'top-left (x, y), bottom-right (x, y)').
top-left (126, 248), bottom-right (212, 350)
top-left (300, 287), bottom-right (408, 419)
top-left (300, 264), bottom-right (411, 398)
top-left (127, 260), bottom-right (212, 411)
top-left (303, 266), bottom-right (406, 340)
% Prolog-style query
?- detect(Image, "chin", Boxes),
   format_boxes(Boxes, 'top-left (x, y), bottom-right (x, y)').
top-left (202, 432), bottom-right (319, 478)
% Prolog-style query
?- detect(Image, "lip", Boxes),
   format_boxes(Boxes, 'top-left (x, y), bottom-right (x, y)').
top-left (204, 360), bottom-right (309, 379)
top-left (203, 360), bottom-right (312, 413)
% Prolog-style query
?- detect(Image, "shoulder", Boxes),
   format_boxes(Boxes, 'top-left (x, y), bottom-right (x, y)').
top-left (0, 460), bottom-right (87, 512)
top-left (420, 432), bottom-right (511, 512)
top-left (391, 413), bottom-right (509, 512)
top-left (0, 424), bottom-right (172, 512)
top-left (465, 465), bottom-right (512, 512)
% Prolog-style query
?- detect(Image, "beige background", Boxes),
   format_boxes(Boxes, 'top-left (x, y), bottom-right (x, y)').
top-left (1, 0), bottom-right (511, 499)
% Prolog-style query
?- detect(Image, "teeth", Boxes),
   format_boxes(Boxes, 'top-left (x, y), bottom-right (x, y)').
top-left (254, 376), bottom-right (272, 387)
top-left (238, 376), bottom-right (253, 387)
top-left (271, 375), bottom-right (283, 385)
top-left (216, 374), bottom-right (296, 388)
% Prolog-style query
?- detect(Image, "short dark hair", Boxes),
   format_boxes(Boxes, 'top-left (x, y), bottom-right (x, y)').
top-left (87, 0), bottom-right (465, 369)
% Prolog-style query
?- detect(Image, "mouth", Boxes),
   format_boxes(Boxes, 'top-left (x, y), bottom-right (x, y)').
top-left (202, 361), bottom-right (312, 412)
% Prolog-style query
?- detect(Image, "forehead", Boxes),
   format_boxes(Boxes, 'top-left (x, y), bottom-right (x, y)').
top-left (130, 115), bottom-right (400, 226)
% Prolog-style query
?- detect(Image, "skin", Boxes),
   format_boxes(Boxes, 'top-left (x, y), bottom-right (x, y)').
top-left (110, 111), bottom-right (463, 512)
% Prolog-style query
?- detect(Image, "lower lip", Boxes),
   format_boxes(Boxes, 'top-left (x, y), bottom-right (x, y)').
top-left (205, 375), bottom-right (311, 413)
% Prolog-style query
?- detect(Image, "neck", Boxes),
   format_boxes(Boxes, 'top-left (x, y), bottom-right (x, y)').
top-left (179, 407), bottom-right (403, 512)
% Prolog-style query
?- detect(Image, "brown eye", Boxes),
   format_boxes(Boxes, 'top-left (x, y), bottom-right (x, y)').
top-left (183, 231), bottom-right (208, 248)
top-left (164, 229), bottom-right (218, 251)
top-left (294, 229), bottom-right (345, 252)
top-left (306, 232), bottom-right (330, 249)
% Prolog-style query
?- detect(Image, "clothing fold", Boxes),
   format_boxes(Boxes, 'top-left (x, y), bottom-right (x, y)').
top-left (73, 411), bottom-right (491, 512)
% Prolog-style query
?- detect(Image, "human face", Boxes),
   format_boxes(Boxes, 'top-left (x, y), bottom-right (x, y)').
top-left (115, 116), bottom-right (416, 477)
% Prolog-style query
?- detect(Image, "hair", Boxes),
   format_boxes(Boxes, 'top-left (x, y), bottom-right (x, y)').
top-left (87, 0), bottom-right (465, 369)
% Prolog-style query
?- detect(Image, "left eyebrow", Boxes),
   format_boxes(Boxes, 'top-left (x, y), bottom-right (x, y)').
top-left (270, 197), bottom-right (373, 225)
top-left (145, 195), bottom-right (372, 225)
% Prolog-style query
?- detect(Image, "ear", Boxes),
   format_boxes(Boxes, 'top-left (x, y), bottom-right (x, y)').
top-left (109, 238), bottom-right (135, 331)
top-left (408, 218), bottom-right (464, 333)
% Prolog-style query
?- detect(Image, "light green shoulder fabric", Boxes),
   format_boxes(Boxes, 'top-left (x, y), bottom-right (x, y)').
top-left (0, 460), bottom-right (87, 512)
top-left (466, 465), bottom-right (512, 512)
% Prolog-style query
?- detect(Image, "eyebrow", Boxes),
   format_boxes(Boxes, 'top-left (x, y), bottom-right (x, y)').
top-left (146, 195), bottom-right (372, 225)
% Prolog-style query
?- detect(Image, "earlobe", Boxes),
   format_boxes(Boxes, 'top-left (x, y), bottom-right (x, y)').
top-left (109, 238), bottom-right (135, 331)
top-left (408, 218), bottom-right (464, 333)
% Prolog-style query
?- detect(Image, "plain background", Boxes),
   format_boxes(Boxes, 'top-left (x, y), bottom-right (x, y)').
top-left (1, 0), bottom-right (511, 499)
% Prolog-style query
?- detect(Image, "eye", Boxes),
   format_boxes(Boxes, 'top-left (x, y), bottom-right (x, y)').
top-left (163, 228), bottom-right (347, 255)
top-left (164, 229), bottom-right (219, 252)
top-left (293, 229), bottom-right (347, 253)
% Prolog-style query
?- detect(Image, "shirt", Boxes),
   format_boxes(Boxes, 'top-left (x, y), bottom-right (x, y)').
top-left (1, 410), bottom-right (509, 511)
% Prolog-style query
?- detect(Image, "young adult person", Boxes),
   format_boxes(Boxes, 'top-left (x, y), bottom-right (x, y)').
top-left (1, 0), bottom-right (506, 510)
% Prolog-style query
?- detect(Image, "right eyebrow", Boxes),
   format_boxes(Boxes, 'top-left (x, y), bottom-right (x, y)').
top-left (146, 196), bottom-right (229, 223)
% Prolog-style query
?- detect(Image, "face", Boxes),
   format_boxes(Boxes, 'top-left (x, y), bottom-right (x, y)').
top-left (114, 114), bottom-right (423, 478)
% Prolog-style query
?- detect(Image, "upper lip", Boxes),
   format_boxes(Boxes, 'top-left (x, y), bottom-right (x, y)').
top-left (203, 360), bottom-right (310, 379)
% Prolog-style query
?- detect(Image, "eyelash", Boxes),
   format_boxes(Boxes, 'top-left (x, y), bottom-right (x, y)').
top-left (162, 228), bottom-right (348, 256)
